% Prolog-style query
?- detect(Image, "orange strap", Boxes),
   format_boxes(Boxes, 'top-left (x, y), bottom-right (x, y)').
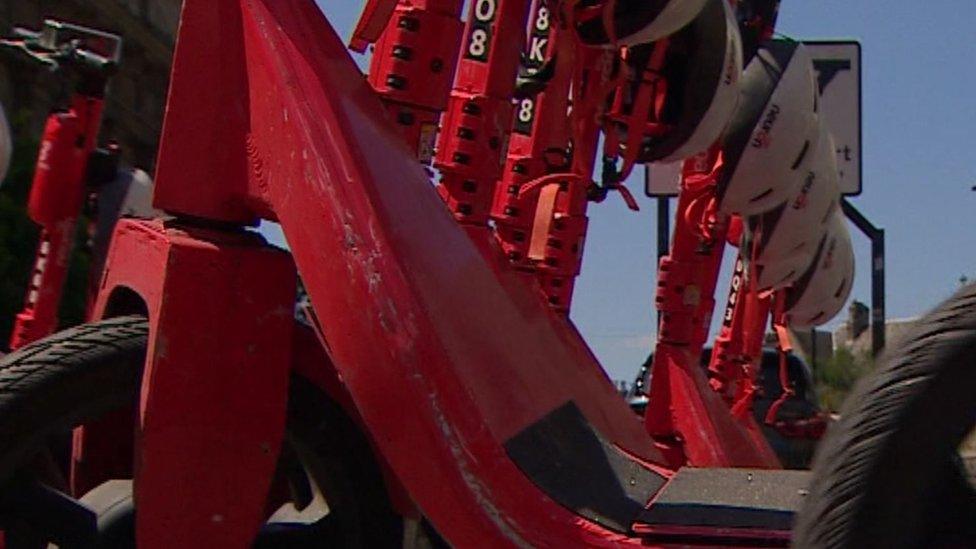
top-left (612, 40), bottom-right (670, 183)
top-left (614, 184), bottom-right (640, 211)
top-left (529, 184), bottom-right (561, 261)
top-left (773, 323), bottom-right (793, 353)
top-left (765, 296), bottom-right (797, 425)
top-left (518, 174), bottom-right (582, 262)
top-left (570, 43), bottom-right (628, 174)
top-left (730, 367), bottom-right (757, 418)
top-left (517, 173), bottom-right (586, 199)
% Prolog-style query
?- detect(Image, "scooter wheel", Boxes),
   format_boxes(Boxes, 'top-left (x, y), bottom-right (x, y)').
top-left (794, 283), bottom-right (976, 548)
top-left (0, 316), bottom-right (403, 547)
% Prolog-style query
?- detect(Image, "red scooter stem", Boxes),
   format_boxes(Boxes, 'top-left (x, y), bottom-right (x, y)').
top-left (367, 0), bottom-right (464, 164)
top-left (708, 255), bottom-right (772, 404)
top-left (8, 94), bottom-right (104, 350)
top-left (528, 44), bottom-right (610, 312)
top-left (492, 4), bottom-right (593, 311)
top-left (434, 0), bottom-right (532, 225)
top-left (644, 150), bottom-right (779, 467)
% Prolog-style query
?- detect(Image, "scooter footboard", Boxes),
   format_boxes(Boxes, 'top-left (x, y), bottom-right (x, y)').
top-left (634, 468), bottom-right (809, 546)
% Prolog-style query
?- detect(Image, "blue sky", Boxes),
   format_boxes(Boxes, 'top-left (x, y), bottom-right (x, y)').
top-left (301, 1), bottom-right (976, 382)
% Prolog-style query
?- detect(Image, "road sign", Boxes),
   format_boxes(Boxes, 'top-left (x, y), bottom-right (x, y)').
top-left (645, 162), bottom-right (682, 198)
top-left (805, 41), bottom-right (862, 196)
top-left (646, 40), bottom-right (863, 198)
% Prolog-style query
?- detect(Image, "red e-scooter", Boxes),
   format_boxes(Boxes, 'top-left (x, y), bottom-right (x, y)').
top-left (1, 20), bottom-right (122, 351)
top-left (0, 2), bottom-right (929, 548)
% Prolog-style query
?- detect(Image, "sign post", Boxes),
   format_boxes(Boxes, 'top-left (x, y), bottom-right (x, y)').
top-left (806, 41), bottom-right (862, 196)
top-left (807, 40), bottom-right (886, 355)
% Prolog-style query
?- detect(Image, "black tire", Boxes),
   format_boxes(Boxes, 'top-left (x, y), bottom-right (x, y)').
top-left (794, 283), bottom-right (976, 549)
top-left (0, 317), bottom-right (402, 547)
top-left (0, 316), bottom-right (147, 486)
top-left (278, 376), bottom-right (404, 548)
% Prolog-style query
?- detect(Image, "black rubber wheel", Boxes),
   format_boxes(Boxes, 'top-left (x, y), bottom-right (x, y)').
top-left (0, 317), bottom-right (147, 487)
top-left (794, 283), bottom-right (976, 549)
top-left (0, 316), bottom-right (402, 547)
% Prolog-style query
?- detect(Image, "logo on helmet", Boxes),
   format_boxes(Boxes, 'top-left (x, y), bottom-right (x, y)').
top-left (792, 172), bottom-right (816, 210)
top-left (823, 239), bottom-right (837, 269)
top-left (724, 47), bottom-right (739, 86)
top-left (751, 104), bottom-right (781, 149)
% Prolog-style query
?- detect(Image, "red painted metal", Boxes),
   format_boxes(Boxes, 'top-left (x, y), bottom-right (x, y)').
top-left (707, 253), bottom-right (773, 418)
top-left (762, 294), bottom-right (797, 425)
top-left (731, 292), bottom-right (772, 419)
top-left (709, 256), bottom-right (749, 393)
top-left (93, 220), bottom-right (296, 548)
top-left (644, 151), bottom-right (780, 467)
top-left (367, 0), bottom-right (464, 163)
top-left (60, 0), bottom-right (795, 546)
top-left (601, 41), bottom-right (671, 183)
top-left (105, 1), bottom-right (666, 545)
top-left (434, 0), bottom-right (531, 225)
top-left (530, 44), bottom-right (621, 310)
top-left (8, 95), bottom-right (104, 349)
top-left (71, 300), bottom-right (421, 525)
top-left (149, 2), bottom-right (268, 225)
top-left (516, 41), bottom-right (652, 312)
top-left (639, 5), bottom-right (787, 452)
top-left (491, 0), bottom-right (596, 311)
top-left (491, 0), bottom-right (570, 271)
top-left (349, 0), bottom-right (399, 52)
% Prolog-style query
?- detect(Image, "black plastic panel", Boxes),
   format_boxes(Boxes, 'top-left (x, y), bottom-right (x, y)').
top-left (503, 401), bottom-right (666, 533)
top-left (637, 467), bottom-right (810, 531)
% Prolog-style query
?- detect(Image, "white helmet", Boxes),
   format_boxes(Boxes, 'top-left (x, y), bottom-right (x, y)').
top-left (783, 211), bottom-right (855, 328)
top-left (636, 0), bottom-right (743, 163)
top-left (718, 40), bottom-right (820, 216)
top-left (750, 123), bottom-right (842, 290)
top-left (574, 0), bottom-right (709, 47)
top-left (0, 101), bottom-right (11, 185)
top-left (751, 240), bottom-right (821, 293)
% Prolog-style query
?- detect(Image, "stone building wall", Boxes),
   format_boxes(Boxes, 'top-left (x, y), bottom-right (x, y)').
top-left (833, 317), bottom-right (919, 357)
top-left (0, 0), bottom-right (181, 169)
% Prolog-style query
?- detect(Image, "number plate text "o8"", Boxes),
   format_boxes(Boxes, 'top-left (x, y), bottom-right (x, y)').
top-left (475, 0), bottom-right (497, 22)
